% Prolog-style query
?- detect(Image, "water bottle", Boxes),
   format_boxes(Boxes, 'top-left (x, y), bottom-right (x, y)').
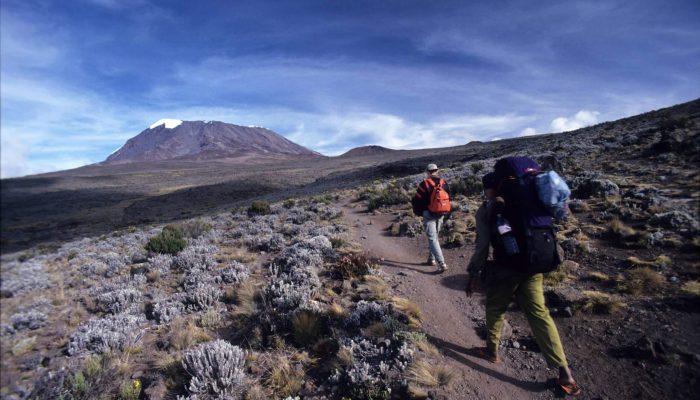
top-left (496, 214), bottom-right (520, 256)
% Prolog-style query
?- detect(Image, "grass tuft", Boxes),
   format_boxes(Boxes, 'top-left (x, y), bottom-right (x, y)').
top-left (681, 280), bottom-right (700, 297)
top-left (408, 359), bottom-right (453, 387)
top-left (619, 267), bottom-right (664, 295)
top-left (581, 290), bottom-right (626, 314)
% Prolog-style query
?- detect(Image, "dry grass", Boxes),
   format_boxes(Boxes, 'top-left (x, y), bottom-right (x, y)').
top-left (408, 359), bottom-right (453, 387)
top-left (543, 269), bottom-right (569, 287)
top-left (199, 308), bottom-right (223, 328)
top-left (336, 346), bottom-right (354, 367)
top-left (291, 310), bottom-right (321, 346)
top-left (327, 302), bottom-right (347, 319)
top-left (608, 218), bottom-right (638, 240)
top-left (619, 267), bottom-right (664, 295)
top-left (358, 275), bottom-right (389, 300)
top-left (681, 280), bottom-right (700, 297)
top-left (581, 290), bottom-right (626, 314)
top-left (391, 297), bottom-right (423, 329)
top-left (218, 246), bottom-right (257, 264)
top-left (362, 322), bottom-right (387, 339)
top-left (169, 318), bottom-right (211, 351)
top-left (234, 281), bottom-right (261, 316)
top-left (404, 332), bottom-right (439, 356)
top-left (257, 351), bottom-right (306, 397)
top-left (588, 271), bottom-right (611, 282)
top-left (244, 382), bottom-right (269, 400)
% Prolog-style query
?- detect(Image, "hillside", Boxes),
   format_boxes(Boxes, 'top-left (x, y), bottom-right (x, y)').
top-left (0, 99), bottom-right (699, 399)
top-left (339, 145), bottom-right (397, 158)
top-left (1, 99), bottom-right (699, 254)
top-left (105, 120), bottom-right (320, 164)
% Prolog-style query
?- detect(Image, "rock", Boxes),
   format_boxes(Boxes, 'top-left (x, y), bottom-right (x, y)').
top-left (563, 306), bottom-right (574, 318)
top-left (545, 286), bottom-right (584, 308)
top-left (572, 176), bottom-right (620, 199)
top-left (650, 211), bottom-right (699, 233)
top-left (501, 319), bottom-right (513, 341)
top-left (561, 260), bottom-right (579, 273)
top-left (144, 378), bottom-right (168, 400)
top-left (389, 223), bottom-right (401, 236)
top-left (512, 340), bottom-right (521, 349)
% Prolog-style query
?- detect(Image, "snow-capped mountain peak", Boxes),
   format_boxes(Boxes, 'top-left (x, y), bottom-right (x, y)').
top-left (149, 119), bottom-right (183, 129)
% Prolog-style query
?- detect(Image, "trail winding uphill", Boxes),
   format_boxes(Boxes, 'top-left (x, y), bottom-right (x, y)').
top-left (341, 200), bottom-right (563, 400)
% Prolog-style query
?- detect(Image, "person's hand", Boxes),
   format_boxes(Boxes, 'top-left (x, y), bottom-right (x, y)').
top-left (465, 273), bottom-right (476, 297)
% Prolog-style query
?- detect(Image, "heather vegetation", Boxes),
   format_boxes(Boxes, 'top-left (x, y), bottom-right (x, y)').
top-left (0, 195), bottom-right (445, 399)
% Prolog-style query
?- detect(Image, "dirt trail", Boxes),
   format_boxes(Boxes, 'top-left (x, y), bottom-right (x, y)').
top-left (342, 201), bottom-right (562, 399)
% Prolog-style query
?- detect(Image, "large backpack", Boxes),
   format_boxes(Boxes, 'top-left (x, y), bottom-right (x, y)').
top-left (491, 157), bottom-right (561, 273)
top-left (425, 178), bottom-right (451, 215)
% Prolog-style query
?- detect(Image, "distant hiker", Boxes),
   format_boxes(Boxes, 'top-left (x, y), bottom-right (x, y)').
top-left (411, 163), bottom-right (451, 273)
top-left (465, 161), bottom-right (581, 396)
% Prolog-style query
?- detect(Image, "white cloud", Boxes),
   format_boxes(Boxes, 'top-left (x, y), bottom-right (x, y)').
top-left (519, 127), bottom-right (539, 137)
top-left (549, 110), bottom-right (599, 132)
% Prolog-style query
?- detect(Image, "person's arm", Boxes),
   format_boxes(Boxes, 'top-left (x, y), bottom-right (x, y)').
top-left (412, 180), bottom-right (428, 216)
top-left (465, 203), bottom-right (491, 296)
top-left (467, 203), bottom-right (491, 274)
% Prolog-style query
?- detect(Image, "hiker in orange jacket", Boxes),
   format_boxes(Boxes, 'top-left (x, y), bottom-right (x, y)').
top-left (411, 163), bottom-right (451, 273)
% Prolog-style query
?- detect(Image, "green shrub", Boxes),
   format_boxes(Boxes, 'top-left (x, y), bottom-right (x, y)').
top-left (283, 198), bottom-right (296, 209)
top-left (449, 175), bottom-right (482, 197)
top-left (146, 225), bottom-right (186, 255)
top-left (367, 185), bottom-right (410, 211)
top-left (247, 200), bottom-right (271, 216)
top-left (119, 379), bottom-right (141, 400)
top-left (470, 162), bottom-right (485, 174)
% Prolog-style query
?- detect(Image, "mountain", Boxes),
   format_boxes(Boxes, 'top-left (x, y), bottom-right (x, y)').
top-left (339, 145), bottom-right (396, 157)
top-left (104, 119), bottom-right (319, 164)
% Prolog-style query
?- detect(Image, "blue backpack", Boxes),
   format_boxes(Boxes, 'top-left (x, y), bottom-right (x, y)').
top-left (535, 170), bottom-right (571, 221)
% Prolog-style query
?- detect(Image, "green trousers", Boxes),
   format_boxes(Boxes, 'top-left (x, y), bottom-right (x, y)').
top-left (485, 271), bottom-right (568, 368)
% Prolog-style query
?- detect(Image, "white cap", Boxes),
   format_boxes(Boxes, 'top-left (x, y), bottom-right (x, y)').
top-left (426, 163), bottom-right (438, 172)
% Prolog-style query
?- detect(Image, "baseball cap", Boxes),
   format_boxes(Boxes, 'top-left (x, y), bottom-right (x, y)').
top-left (426, 163), bottom-right (438, 172)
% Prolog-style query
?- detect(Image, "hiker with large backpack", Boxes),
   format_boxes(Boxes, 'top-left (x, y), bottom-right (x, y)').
top-left (411, 163), bottom-right (451, 273)
top-left (465, 157), bottom-right (581, 396)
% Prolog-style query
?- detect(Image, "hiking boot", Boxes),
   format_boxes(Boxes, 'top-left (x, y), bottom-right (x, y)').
top-left (437, 262), bottom-right (448, 273)
top-left (426, 257), bottom-right (436, 266)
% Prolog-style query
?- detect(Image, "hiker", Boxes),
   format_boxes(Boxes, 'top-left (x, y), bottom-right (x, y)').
top-left (411, 163), bottom-right (451, 273)
top-left (465, 165), bottom-right (582, 396)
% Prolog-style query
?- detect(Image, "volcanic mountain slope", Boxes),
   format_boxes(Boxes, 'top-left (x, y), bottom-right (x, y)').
top-left (105, 119), bottom-right (320, 164)
top-left (339, 145), bottom-right (397, 157)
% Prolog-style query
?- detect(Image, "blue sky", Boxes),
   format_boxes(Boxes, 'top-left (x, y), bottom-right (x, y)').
top-left (1, 0), bottom-right (699, 178)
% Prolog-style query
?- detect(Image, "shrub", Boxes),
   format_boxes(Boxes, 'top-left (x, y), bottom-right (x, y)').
top-left (330, 337), bottom-right (413, 399)
top-left (221, 261), bottom-right (251, 284)
top-left (119, 379), bottom-right (141, 400)
top-left (10, 310), bottom-right (48, 330)
top-left (367, 185), bottom-right (410, 211)
top-left (152, 297), bottom-right (187, 324)
top-left (68, 314), bottom-right (146, 355)
top-left (180, 219), bottom-right (213, 238)
top-left (470, 162), bottom-right (484, 174)
top-left (0, 260), bottom-right (52, 298)
top-left (449, 175), bottom-right (482, 197)
top-left (146, 225), bottom-right (186, 255)
top-left (182, 340), bottom-right (247, 398)
top-left (335, 253), bottom-right (377, 279)
top-left (175, 244), bottom-right (218, 271)
top-left (186, 283), bottom-right (222, 311)
top-left (96, 288), bottom-right (142, 314)
top-left (248, 201), bottom-right (272, 217)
